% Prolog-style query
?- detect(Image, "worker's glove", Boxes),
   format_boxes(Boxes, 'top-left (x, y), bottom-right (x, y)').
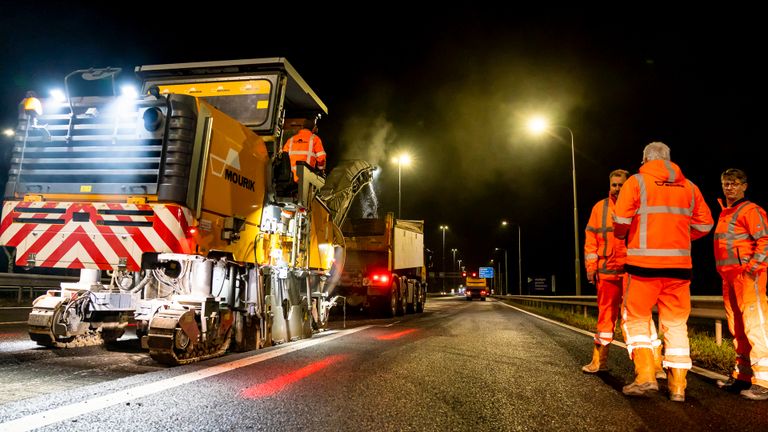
top-left (587, 271), bottom-right (596, 284)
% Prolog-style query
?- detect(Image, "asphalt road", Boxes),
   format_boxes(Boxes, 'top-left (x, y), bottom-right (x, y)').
top-left (0, 296), bottom-right (766, 431)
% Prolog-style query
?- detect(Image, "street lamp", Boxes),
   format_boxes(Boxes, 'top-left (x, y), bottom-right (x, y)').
top-left (501, 220), bottom-right (523, 296)
top-left (494, 248), bottom-right (508, 295)
top-left (440, 225), bottom-right (448, 292)
top-left (527, 117), bottom-right (582, 296)
top-left (451, 248), bottom-right (458, 271)
top-left (392, 153), bottom-right (411, 219)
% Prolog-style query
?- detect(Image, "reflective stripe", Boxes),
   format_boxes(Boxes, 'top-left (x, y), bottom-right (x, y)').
top-left (665, 348), bottom-right (690, 356)
top-left (755, 358), bottom-right (768, 367)
top-left (663, 160), bottom-right (676, 182)
top-left (598, 332), bottom-right (614, 338)
top-left (598, 269), bottom-right (621, 275)
top-left (315, 151), bottom-right (326, 157)
top-left (664, 361), bottom-right (692, 369)
top-left (289, 150), bottom-right (312, 156)
top-left (714, 233), bottom-right (751, 240)
top-left (637, 206), bottom-right (692, 216)
top-left (637, 175), bottom-right (648, 249)
top-left (599, 199), bottom-right (611, 273)
top-left (716, 258), bottom-right (744, 266)
top-left (754, 371), bottom-right (768, 380)
top-left (626, 335), bottom-right (652, 344)
top-left (691, 224), bottom-right (713, 231)
top-left (753, 229), bottom-right (768, 239)
top-left (627, 248), bottom-right (690, 257)
top-left (614, 216), bottom-right (632, 224)
top-left (651, 338), bottom-right (662, 347)
top-left (752, 275), bottom-right (768, 351)
top-left (585, 253), bottom-right (598, 260)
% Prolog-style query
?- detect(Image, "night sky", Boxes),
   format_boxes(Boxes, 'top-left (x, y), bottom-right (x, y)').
top-left (1, 5), bottom-right (765, 295)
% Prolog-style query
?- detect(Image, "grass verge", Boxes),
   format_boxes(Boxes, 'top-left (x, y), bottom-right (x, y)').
top-left (510, 301), bottom-right (735, 376)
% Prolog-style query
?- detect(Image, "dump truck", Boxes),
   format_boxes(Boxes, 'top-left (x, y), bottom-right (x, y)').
top-left (464, 277), bottom-right (488, 301)
top-left (337, 212), bottom-right (427, 316)
top-left (0, 58), bottom-right (374, 364)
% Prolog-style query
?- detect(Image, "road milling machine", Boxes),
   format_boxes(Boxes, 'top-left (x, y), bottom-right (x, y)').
top-left (0, 59), bottom-right (374, 364)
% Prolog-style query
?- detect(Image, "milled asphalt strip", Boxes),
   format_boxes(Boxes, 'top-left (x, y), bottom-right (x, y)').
top-left (0, 325), bottom-right (373, 432)
top-left (497, 301), bottom-right (728, 381)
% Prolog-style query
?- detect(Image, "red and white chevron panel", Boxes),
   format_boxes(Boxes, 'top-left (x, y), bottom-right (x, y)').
top-left (0, 201), bottom-right (194, 271)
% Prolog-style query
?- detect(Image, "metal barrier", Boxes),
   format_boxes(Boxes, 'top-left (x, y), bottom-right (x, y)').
top-left (503, 295), bottom-right (728, 346)
top-left (0, 273), bottom-right (80, 303)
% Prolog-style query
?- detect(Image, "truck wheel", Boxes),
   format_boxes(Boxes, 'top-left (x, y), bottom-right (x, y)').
top-left (383, 283), bottom-right (397, 317)
top-left (414, 284), bottom-right (424, 313)
top-left (406, 281), bottom-right (415, 314)
top-left (395, 282), bottom-right (406, 316)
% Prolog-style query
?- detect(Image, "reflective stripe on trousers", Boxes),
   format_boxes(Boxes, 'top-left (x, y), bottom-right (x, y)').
top-left (722, 269), bottom-right (768, 385)
top-left (622, 274), bottom-right (692, 368)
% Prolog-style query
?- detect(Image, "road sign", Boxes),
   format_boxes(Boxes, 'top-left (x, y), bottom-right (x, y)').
top-left (479, 266), bottom-right (494, 278)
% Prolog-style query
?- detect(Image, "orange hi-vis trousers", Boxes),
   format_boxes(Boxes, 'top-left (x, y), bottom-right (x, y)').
top-left (594, 278), bottom-right (622, 345)
top-left (721, 269), bottom-right (768, 386)
top-left (622, 275), bottom-right (691, 369)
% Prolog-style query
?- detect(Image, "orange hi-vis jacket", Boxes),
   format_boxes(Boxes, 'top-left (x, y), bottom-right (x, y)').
top-left (282, 129), bottom-right (327, 182)
top-left (585, 197), bottom-right (626, 280)
top-left (613, 160), bottom-right (713, 270)
top-left (714, 198), bottom-right (768, 275)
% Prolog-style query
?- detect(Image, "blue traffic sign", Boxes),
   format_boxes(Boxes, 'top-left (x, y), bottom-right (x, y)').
top-left (479, 266), bottom-right (494, 278)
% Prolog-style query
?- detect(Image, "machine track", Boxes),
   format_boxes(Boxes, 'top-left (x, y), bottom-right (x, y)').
top-left (146, 308), bottom-right (233, 365)
top-left (28, 306), bottom-right (126, 348)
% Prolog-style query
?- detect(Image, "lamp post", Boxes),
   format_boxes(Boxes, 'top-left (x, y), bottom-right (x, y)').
top-left (494, 248), bottom-right (508, 296)
top-left (527, 118), bottom-right (582, 296)
top-left (451, 248), bottom-right (458, 271)
top-left (440, 225), bottom-right (448, 292)
top-left (392, 153), bottom-right (411, 219)
top-left (501, 220), bottom-right (523, 296)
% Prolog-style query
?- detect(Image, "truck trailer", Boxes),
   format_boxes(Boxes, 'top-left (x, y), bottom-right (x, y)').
top-left (337, 212), bottom-right (427, 316)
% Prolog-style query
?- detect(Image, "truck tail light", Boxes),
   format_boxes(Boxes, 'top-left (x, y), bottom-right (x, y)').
top-left (370, 272), bottom-right (390, 286)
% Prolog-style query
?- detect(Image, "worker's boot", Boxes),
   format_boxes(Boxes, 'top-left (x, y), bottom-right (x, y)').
top-left (622, 348), bottom-right (659, 397)
top-left (653, 344), bottom-right (666, 380)
top-left (667, 368), bottom-right (687, 402)
top-left (582, 344), bottom-right (609, 373)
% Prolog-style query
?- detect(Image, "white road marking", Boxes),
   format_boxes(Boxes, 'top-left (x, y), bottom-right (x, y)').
top-left (497, 301), bottom-right (728, 381)
top-left (0, 325), bottom-right (372, 432)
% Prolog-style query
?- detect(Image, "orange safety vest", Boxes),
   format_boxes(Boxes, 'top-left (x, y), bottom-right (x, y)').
top-left (613, 160), bottom-right (713, 269)
top-left (584, 197), bottom-right (626, 279)
top-left (282, 129), bottom-right (326, 181)
top-left (714, 198), bottom-right (768, 275)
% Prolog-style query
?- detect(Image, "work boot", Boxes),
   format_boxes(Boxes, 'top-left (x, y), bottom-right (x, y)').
top-left (582, 344), bottom-right (609, 373)
top-left (653, 344), bottom-right (666, 380)
top-left (622, 348), bottom-right (659, 397)
top-left (667, 368), bottom-right (687, 402)
top-left (717, 377), bottom-right (752, 393)
top-left (741, 384), bottom-right (768, 401)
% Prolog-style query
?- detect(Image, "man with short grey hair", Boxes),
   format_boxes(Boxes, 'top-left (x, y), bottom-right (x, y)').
top-left (613, 141), bottom-right (713, 402)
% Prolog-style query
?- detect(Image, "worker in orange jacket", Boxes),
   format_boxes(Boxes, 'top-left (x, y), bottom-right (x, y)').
top-left (582, 169), bottom-right (629, 372)
top-left (713, 168), bottom-right (768, 400)
top-left (613, 142), bottom-right (713, 402)
top-left (582, 169), bottom-right (666, 378)
top-left (282, 118), bottom-right (327, 182)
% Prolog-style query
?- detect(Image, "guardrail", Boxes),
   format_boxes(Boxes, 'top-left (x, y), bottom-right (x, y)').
top-left (502, 295), bottom-right (728, 345)
top-left (0, 273), bottom-right (81, 303)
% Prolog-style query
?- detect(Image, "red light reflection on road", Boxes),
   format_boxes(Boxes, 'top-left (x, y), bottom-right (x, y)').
top-left (376, 328), bottom-right (417, 340)
top-left (241, 354), bottom-right (347, 398)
